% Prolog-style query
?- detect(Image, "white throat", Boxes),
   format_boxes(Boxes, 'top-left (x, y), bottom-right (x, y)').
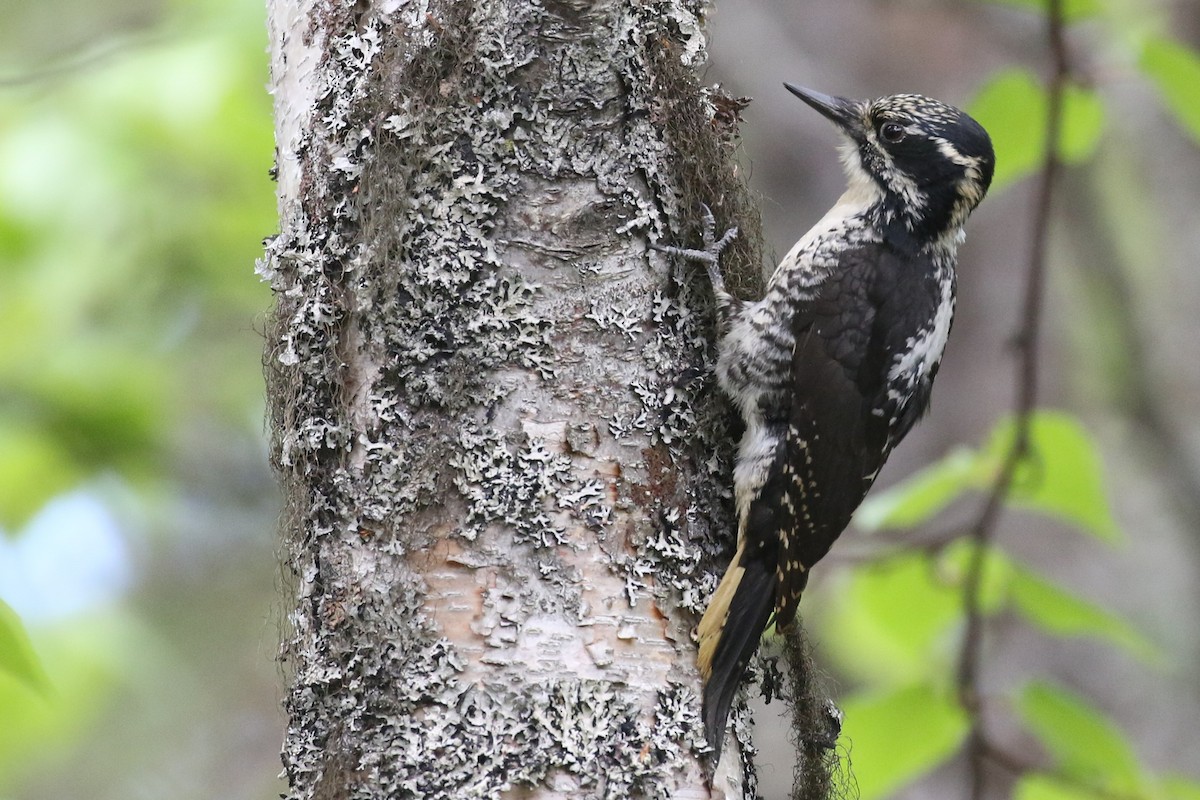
top-left (770, 161), bottom-right (882, 284)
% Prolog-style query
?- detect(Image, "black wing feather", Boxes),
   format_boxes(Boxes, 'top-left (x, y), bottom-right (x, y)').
top-left (701, 245), bottom-right (949, 756)
top-left (757, 245), bottom-right (943, 624)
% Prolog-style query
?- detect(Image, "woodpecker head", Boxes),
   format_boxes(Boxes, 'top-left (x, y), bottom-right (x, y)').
top-left (785, 83), bottom-right (994, 246)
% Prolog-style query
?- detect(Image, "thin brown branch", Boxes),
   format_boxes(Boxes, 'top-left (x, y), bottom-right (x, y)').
top-left (975, 735), bottom-right (1153, 800)
top-left (975, 737), bottom-right (1148, 800)
top-left (956, 0), bottom-right (1070, 797)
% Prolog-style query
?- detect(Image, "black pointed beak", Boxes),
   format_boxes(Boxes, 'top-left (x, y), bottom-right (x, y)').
top-left (784, 83), bottom-right (863, 137)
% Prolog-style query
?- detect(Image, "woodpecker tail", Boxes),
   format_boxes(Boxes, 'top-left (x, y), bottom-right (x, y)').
top-left (696, 539), bottom-right (776, 761)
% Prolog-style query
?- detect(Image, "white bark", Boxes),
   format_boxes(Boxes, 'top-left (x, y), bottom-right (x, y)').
top-left (262, 0), bottom-right (779, 797)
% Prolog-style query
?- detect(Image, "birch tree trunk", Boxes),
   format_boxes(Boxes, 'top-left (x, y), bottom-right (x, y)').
top-left (261, 1), bottom-right (819, 797)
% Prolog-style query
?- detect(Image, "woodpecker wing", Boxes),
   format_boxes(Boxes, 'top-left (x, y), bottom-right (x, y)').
top-left (698, 245), bottom-right (951, 759)
top-left (771, 244), bottom-right (946, 622)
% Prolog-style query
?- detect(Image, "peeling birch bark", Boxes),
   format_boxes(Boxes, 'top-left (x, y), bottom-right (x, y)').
top-left (261, 0), bottom-right (810, 797)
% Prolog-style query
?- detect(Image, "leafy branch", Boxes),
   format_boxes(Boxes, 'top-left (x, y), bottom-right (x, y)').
top-left (957, 0), bottom-right (1069, 796)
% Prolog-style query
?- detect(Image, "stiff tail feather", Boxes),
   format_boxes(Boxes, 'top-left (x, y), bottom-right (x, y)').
top-left (696, 540), bottom-right (776, 761)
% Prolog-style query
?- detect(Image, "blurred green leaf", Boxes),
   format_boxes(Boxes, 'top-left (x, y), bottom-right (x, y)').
top-left (1161, 775), bottom-right (1200, 800)
top-left (859, 411), bottom-right (1116, 542)
top-left (1014, 773), bottom-right (1109, 800)
top-left (1060, 84), bottom-right (1105, 162)
top-left (1016, 681), bottom-right (1144, 792)
top-left (984, 411), bottom-right (1120, 542)
top-left (0, 423), bottom-right (81, 530)
top-left (840, 683), bottom-right (968, 800)
top-left (0, 345), bottom-right (167, 527)
top-left (1009, 566), bottom-right (1160, 662)
top-left (969, 0), bottom-right (1101, 21)
top-left (969, 70), bottom-right (1105, 190)
top-left (856, 448), bottom-right (984, 532)
top-left (0, 611), bottom-right (147, 791)
top-left (822, 553), bottom-right (962, 684)
top-left (15, 347), bottom-right (167, 472)
top-left (1139, 36), bottom-right (1200, 146)
top-left (971, 70), bottom-right (1044, 189)
top-left (0, 600), bottom-right (49, 693)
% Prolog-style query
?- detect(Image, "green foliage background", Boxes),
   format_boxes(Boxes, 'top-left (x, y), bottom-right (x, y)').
top-left (0, 0), bottom-right (282, 796)
top-left (0, 0), bottom-right (1197, 798)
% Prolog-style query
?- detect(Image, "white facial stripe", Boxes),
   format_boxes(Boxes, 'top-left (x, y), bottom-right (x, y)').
top-left (932, 136), bottom-right (982, 168)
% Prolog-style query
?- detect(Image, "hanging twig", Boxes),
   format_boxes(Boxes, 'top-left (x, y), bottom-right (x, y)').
top-left (956, 0), bottom-right (1070, 796)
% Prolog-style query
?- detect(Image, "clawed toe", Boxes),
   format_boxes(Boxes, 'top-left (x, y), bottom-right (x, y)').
top-left (650, 204), bottom-right (739, 265)
top-left (649, 204), bottom-right (740, 302)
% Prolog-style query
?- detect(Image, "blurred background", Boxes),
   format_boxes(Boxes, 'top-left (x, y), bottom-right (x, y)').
top-left (0, 0), bottom-right (282, 797)
top-left (0, 0), bottom-right (1196, 798)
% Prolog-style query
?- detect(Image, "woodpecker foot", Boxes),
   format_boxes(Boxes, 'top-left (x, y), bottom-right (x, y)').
top-left (650, 204), bottom-right (739, 295)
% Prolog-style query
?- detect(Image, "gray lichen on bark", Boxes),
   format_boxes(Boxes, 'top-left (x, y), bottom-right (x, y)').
top-left (260, 0), bottom-right (822, 797)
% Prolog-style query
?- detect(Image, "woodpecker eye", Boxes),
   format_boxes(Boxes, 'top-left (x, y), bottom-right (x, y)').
top-left (879, 122), bottom-right (906, 143)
